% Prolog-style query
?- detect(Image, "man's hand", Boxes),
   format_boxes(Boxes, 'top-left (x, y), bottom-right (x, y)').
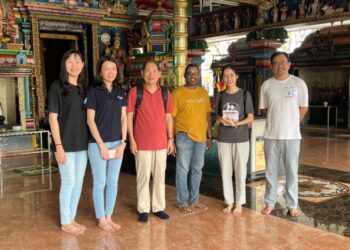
top-left (167, 139), bottom-right (174, 155)
top-left (207, 139), bottom-right (212, 151)
top-left (130, 139), bottom-right (138, 155)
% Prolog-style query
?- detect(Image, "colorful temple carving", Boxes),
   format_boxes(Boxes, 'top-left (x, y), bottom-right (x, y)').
top-left (0, 0), bottom-right (350, 130)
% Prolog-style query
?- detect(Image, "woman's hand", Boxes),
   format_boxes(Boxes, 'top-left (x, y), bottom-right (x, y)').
top-left (99, 143), bottom-right (110, 160)
top-left (55, 146), bottom-right (66, 164)
top-left (221, 117), bottom-right (238, 128)
top-left (114, 142), bottom-right (126, 159)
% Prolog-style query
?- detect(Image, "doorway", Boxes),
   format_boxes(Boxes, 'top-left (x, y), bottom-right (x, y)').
top-left (40, 33), bottom-right (79, 94)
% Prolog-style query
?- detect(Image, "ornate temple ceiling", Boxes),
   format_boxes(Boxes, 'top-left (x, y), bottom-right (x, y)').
top-left (135, 0), bottom-right (257, 15)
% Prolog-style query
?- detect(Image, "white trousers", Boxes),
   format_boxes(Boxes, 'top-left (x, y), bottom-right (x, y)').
top-left (135, 149), bottom-right (167, 213)
top-left (217, 141), bottom-right (249, 205)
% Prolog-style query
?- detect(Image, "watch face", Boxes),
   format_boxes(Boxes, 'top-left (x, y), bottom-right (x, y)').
top-left (101, 33), bottom-right (111, 44)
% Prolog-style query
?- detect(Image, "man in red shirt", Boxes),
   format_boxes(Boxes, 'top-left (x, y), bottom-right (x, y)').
top-left (127, 61), bottom-right (174, 222)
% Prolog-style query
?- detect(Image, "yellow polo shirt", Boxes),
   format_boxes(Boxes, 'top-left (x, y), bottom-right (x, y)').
top-left (172, 86), bottom-right (211, 142)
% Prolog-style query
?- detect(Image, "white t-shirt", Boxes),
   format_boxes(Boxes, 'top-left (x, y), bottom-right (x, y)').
top-left (259, 75), bottom-right (309, 139)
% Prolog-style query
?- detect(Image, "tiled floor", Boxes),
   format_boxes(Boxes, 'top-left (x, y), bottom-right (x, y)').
top-left (0, 133), bottom-right (349, 249)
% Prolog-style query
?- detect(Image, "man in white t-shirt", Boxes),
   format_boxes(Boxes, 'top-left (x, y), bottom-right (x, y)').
top-left (259, 52), bottom-right (309, 217)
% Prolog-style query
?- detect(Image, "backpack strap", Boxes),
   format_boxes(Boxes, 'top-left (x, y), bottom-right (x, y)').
top-left (135, 84), bottom-right (144, 120)
top-left (217, 91), bottom-right (224, 116)
top-left (135, 85), bottom-right (168, 119)
top-left (160, 86), bottom-right (168, 112)
top-left (243, 89), bottom-right (247, 117)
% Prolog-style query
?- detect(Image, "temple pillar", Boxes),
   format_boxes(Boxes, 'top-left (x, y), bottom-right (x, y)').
top-left (173, 0), bottom-right (188, 87)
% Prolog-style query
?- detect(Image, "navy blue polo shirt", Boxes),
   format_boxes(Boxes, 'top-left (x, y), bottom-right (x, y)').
top-left (85, 86), bottom-right (127, 143)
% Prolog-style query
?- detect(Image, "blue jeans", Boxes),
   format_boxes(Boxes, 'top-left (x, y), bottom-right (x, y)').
top-left (88, 141), bottom-right (123, 219)
top-left (58, 150), bottom-right (87, 225)
top-left (175, 132), bottom-right (206, 207)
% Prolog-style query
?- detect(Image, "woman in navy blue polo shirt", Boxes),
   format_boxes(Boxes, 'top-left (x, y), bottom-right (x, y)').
top-left (48, 49), bottom-right (88, 235)
top-left (86, 55), bottom-right (127, 232)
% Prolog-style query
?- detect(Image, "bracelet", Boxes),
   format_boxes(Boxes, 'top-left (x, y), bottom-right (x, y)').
top-left (121, 139), bottom-right (127, 144)
top-left (168, 137), bottom-right (174, 141)
top-left (55, 144), bottom-right (62, 147)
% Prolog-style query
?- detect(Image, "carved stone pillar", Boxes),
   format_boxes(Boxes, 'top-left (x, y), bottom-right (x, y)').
top-left (173, 0), bottom-right (188, 87)
top-left (92, 23), bottom-right (99, 76)
top-left (31, 16), bottom-right (40, 127)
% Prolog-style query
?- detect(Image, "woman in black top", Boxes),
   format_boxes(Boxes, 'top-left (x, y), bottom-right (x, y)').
top-left (86, 56), bottom-right (127, 232)
top-left (48, 49), bottom-right (88, 235)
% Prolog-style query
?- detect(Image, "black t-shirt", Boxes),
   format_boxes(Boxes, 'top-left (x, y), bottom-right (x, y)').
top-left (48, 80), bottom-right (88, 152)
top-left (85, 86), bottom-right (127, 143)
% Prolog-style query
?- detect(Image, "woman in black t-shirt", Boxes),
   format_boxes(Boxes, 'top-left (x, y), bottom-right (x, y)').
top-left (48, 49), bottom-right (88, 235)
top-left (86, 56), bottom-right (127, 232)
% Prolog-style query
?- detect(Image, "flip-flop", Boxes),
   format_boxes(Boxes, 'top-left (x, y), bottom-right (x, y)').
top-left (191, 203), bottom-right (208, 210)
top-left (179, 206), bottom-right (193, 214)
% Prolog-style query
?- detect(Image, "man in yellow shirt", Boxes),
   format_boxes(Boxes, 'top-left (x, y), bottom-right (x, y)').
top-left (172, 64), bottom-right (212, 214)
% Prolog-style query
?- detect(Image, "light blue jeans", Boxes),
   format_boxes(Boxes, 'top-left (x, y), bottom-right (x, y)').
top-left (264, 139), bottom-right (300, 209)
top-left (175, 132), bottom-right (207, 207)
top-left (58, 150), bottom-right (87, 225)
top-left (88, 141), bottom-right (123, 219)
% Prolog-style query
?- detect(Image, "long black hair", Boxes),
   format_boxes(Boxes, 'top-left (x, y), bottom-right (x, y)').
top-left (221, 64), bottom-right (238, 79)
top-left (59, 49), bottom-right (87, 96)
top-left (93, 55), bottom-right (119, 88)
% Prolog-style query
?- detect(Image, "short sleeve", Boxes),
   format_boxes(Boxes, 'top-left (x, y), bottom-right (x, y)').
top-left (298, 79), bottom-right (309, 107)
top-left (127, 87), bottom-right (137, 113)
top-left (215, 93), bottom-right (221, 116)
top-left (205, 91), bottom-right (211, 113)
top-left (48, 81), bottom-right (61, 115)
top-left (165, 90), bottom-right (173, 114)
top-left (171, 89), bottom-right (179, 117)
top-left (259, 82), bottom-right (267, 110)
top-left (122, 89), bottom-right (128, 106)
top-left (85, 87), bottom-right (96, 110)
top-left (245, 91), bottom-right (255, 114)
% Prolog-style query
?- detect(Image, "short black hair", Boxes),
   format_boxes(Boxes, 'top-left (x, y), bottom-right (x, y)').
top-left (142, 60), bottom-right (160, 71)
top-left (94, 55), bottom-right (118, 88)
top-left (184, 64), bottom-right (200, 76)
top-left (270, 51), bottom-right (290, 63)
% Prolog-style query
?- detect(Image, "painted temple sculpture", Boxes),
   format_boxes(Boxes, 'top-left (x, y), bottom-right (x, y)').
top-left (0, 0), bottom-right (349, 131)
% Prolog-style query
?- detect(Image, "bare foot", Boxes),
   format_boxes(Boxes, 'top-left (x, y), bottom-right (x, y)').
top-left (190, 203), bottom-right (208, 211)
top-left (106, 218), bottom-right (122, 231)
top-left (61, 223), bottom-right (84, 235)
top-left (233, 204), bottom-right (242, 215)
top-left (288, 208), bottom-right (300, 217)
top-left (98, 220), bottom-right (115, 232)
top-left (222, 204), bottom-right (233, 214)
top-left (179, 205), bottom-right (193, 214)
top-left (261, 205), bottom-right (274, 215)
top-left (72, 221), bottom-right (86, 231)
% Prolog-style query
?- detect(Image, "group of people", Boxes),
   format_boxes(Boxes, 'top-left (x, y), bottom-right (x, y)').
top-left (48, 49), bottom-right (308, 236)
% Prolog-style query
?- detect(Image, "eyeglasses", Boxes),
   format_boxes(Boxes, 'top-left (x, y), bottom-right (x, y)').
top-left (272, 61), bottom-right (290, 66)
